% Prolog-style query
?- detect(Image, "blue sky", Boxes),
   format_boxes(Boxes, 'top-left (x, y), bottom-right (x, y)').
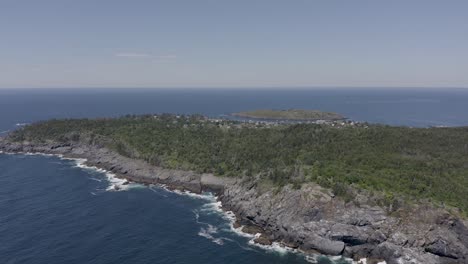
top-left (1, 0), bottom-right (467, 88)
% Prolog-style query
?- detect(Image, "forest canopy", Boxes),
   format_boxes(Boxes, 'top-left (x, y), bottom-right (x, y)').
top-left (8, 114), bottom-right (468, 213)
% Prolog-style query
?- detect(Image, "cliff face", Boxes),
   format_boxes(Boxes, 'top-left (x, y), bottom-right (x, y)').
top-left (1, 139), bottom-right (467, 264)
top-left (221, 181), bottom-right (468, 264)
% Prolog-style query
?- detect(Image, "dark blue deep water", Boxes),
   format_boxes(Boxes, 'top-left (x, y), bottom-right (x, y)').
top-left (1, 88), bottom-right (468, 133)
top-left (1, 88), bottom-right (468, 264)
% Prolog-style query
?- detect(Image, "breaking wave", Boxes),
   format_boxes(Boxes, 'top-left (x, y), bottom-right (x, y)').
top-left (1, 151), bottom-right (360, 263)
top-left (198, 224), bottom-right (225, 245)
top-left (69, 157), bottom-right (143, 191)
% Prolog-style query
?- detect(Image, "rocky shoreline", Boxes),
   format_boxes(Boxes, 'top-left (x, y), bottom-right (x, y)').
top-left (1, 138), bottom-right (467, 264)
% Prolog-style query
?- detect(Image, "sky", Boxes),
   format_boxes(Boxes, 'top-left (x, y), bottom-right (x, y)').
top-left (0, 0), bottom-right (467, 89)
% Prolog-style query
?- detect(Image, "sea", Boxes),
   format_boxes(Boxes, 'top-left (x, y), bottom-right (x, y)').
top-left (1, 88), bottom-right (468, 264)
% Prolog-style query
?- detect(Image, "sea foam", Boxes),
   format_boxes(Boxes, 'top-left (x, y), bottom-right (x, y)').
top-left (12, 152), bottom-right (142, 192)
top-left (2, 151), bottom-right (363, 263)
top-left (198, 224), bottom-right (225, 245)
top-left (72, 159), bottom-right (142, 191)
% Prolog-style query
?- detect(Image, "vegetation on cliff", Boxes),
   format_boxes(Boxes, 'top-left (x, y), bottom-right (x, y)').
top-left (232, 109), bottom-right (345, 120)
top-left (8, 114), bottom-right (468, 213)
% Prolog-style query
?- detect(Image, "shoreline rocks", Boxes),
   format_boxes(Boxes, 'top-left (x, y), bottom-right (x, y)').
top-left (1, 139), bottom-right (467, 263)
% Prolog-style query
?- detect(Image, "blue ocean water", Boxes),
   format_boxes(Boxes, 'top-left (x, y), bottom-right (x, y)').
top-left (1, 154), bottom-right (337, 264)
top-left (1, 88), bottom-right (468, 134)
top-left (1, 88), bottom-right (468, 264)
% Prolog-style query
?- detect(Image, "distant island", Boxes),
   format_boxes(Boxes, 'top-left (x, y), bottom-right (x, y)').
top-left (232, 109), bottom-right (345, 121)
top-left (1, 114), bottom-right (467, 263)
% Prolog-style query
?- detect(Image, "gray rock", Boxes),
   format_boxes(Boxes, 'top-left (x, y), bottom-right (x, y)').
top-left (301, 234), bottom-right (345, 256)
top-left (2, 138), bottom-right (468, 263)
top-left (254, 234), bottom-right (272, 245)
top-left (425, 239), bottom-right (459, 259)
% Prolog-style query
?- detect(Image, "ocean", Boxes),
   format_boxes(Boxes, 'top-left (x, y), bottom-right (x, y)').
top-left (1, 88), bottom-right (468, 264)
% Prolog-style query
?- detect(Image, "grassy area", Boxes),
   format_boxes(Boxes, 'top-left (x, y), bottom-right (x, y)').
top-left (232, 109), bottom-right (345, 120)
top-left (8, 114), bottom-right (468, 213)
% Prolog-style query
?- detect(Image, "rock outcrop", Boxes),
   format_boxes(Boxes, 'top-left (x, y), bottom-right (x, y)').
top-left (1, 139), bottom-right (467, 263)
top-left (220, 179), bottom-right (468, 264)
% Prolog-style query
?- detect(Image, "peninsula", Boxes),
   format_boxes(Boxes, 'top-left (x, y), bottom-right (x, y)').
top-left (232, 109), bottom-right (345, 121)
top-left (1, 114), bottom-right (467, 264)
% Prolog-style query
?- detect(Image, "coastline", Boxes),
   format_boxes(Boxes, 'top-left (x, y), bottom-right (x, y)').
top-left (231, 109), bottom-right (346, 122)
top-left (0, 149), bottom-right (342, 263)
top-left (1, 139), bottom-right (467, 264)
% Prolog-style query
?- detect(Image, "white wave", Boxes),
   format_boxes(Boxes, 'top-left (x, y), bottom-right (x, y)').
top-left (349, 258), bottom-right (386, 264)
top-left (206, 224), bottom-right (218, 234)
top-left (15, 123), bottom-right (29, 126)
top-left (243, 232), bottom-right (356, 264)
top-left (188, 195), bottom-right (238, 226)
top-left (193, 205), bottom-right (253, 250)
top-left (149, 186), bottom-right (168, 197)
top-left (198, 199), bottom-right (250, 239)
top-left (304, 254), bottom-right (359, 264)
top-left (89, 177), bottom-right (102, 182)
top-left (246, 233), bottom-right (294, 255)
top-left (1, 151), bottom-right (363, 263)
top-left (230, 238), bottom-right (261, 253)
top-left (193, 209), bottom-right (217, 227)
top-left (1, 151), bottom-right (64, 159)
top-left (104, 172), bottom-right (130, 191)
top-left (171, 189), bottom-right (214, 201)
top-left (304, 254), bottom-right (356, 264)
top-left (198, 224), bottom-right (225, 245)
top-left (3, 151), bottom-right (142, 192)
top-left (193, 203), bottom-right (244, 249)
top-left (66, 157), bottom-right (143, 192)
top-left (200, 201), bottom-right (223, 215)
top-left (329, 256), bottom-right (356, 264)
top-left (196, 202), bottom-right (297, 256)
top-left (0, 130), bottom-right (10, 134)
top-left (355, 258), bottom-right (367, 264)
top-left (230, 225), bottom-right (255, 238)
top-left (193, 210), bottom-right (200, 220)
top-left (192, 196), bottom-right (255, 241)
top-left (104, 173), bottom-right (145, 191)
top-left (305, 255), bottom-right (318, 263)
top-left (0, 151), bottom-right (23, 155)
top-left (72, 158), bottom-right (105, 173)
top-left (25, 152), bottom-right (55, 157)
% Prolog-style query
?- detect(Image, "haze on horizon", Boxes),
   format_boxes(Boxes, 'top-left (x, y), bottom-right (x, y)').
top-left (1, 0), bottom-right (467, 89)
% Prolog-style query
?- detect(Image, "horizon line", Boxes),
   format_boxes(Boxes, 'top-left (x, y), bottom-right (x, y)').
top-left (1, 86), bottom-right (468, 90)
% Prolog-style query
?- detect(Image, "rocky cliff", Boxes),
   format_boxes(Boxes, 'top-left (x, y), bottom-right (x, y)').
top-left (1, 138), bottom-right (467, 264)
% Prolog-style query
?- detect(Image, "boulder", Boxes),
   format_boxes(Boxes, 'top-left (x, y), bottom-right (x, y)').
top-left (301, 235), bottom-right (345, 256)
top-left (241, 225), bottom-right (264, 235)
top-left (254, 234), bottom-right (272, 245)
top-left (425, 239), bottom-right (459, 259)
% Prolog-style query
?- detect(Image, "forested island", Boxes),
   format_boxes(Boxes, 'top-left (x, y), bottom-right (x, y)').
top-left (232, 109), bottom-right (346, 121)
top-left (1, 114), bottom-right (467, 263)
top-left (6, 114), bottom-right (467, 213)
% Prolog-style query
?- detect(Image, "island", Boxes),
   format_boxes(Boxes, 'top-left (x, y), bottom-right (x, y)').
top-left (1, 114), bottom-right (467, 264)
top-left (232, 109), bottom-right (346, 121)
